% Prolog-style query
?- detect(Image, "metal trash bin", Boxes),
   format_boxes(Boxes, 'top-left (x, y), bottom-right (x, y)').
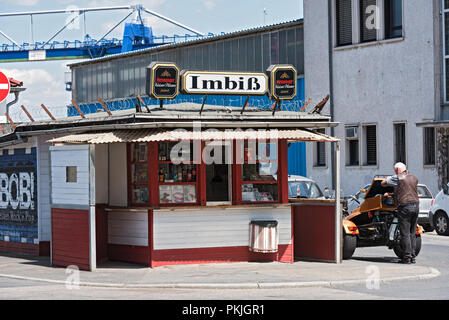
top-left (249, 220), bottom-right (279, 253)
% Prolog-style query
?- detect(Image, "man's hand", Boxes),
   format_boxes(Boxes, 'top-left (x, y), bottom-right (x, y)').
top-left (384, 192), bottom-right (393, 197)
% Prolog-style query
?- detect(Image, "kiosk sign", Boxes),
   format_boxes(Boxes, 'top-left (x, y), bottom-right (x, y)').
top-left (146, 62), bottom-right (180, 99)
top-left (181, 71), bottom-right (268, 96)
top-left (267, 65), bottom-right (297, 100)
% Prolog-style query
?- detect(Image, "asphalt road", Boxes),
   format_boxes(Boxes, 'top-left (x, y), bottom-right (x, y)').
top-left (331, 231), bottom-right (449, 299)
top-left (0, 232), bottom-right (446, 301)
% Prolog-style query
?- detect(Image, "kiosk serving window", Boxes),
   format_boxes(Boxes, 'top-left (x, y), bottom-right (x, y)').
top-left (240, 141), bottom-right (279, 203)
top-left (157, 141), bottom-right (199, 205)
top-left (129, 143), bottom-right (150, 205)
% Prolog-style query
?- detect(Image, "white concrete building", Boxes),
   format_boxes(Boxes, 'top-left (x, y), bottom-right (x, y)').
top-left (304, 0), bottom-right (441, 196)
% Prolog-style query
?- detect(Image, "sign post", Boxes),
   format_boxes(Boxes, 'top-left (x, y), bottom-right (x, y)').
top-left (0, 71), bottom-right (10, 104)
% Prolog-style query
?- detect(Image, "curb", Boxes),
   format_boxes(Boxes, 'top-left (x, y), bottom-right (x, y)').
top-left (0, 267), bottom-right (440, 289)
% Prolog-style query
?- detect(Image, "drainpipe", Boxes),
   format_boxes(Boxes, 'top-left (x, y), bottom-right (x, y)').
top-left (5, 87), bottom-right (26, 116)
top-left (328, 0), bottom-right (336, 191)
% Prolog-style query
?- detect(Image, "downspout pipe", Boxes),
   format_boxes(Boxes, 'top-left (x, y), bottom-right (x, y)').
top-left (6, 91), bottom-right (19, 114)
top-left (328, 0), bottom-right (336, 191)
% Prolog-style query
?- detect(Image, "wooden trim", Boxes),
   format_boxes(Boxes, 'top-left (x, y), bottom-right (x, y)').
top-left (148, 209), bottom-right (154, 268)
top-left (151, 244), bottom-right (293, 267)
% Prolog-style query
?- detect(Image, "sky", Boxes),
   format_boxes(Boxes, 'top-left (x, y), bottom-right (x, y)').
top-left (0, 0), bottom-right (303, 120)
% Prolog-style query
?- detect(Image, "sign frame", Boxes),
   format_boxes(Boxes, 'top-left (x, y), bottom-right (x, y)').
top-left (146, 62), bottom-right (180, 100)
top-left (266, 64), bottom-right (297, 101)
top-left (180, 70), bottom-right (269, 96)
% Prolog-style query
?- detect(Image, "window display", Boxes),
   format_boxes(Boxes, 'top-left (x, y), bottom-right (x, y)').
top-left (240, 141), bottom-right (279, 203)
top-left (129, 143), bottom-right (150, 205)
top-left (158, 184), bottom-right (197, 204)
top-left (241, 184), bottom-right (278, 202)
top-left (157, 142), bottom-right (199, 205)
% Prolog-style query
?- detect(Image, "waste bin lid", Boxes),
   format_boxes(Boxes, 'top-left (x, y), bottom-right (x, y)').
top-left (250, 220), bottom-right (278, 227)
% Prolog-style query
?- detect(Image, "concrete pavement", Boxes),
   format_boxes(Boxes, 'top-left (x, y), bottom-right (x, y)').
top-left (0, 253), bottom-right (440, 289)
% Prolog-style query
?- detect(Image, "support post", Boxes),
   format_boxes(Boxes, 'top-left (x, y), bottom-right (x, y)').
top-left (72, 99), bottom-right (86, 118)
top-left (199, 95), bottom-right (208, 115)
top-left (21, 105), bottom-right (35, 122)
top-left (334, 141), bottom-right (342, 263)
top-left (88, 144), bottom-right (96, 271)
top-left (40, 104), bottom-right (56, 121)
top-left (136, 93), bottom-right (150, 113)
top-left (240, 96), bottom-right (250, 114)
top-left (5, 113), bottom-right (15, 130)
top-left (97, 96), bottom-right (112, 116)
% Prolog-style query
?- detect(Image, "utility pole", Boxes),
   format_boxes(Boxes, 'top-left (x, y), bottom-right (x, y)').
top-left (263, 8), bottom-right (267, 25)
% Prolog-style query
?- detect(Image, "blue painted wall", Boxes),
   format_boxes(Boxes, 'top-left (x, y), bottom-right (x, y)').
top-left (287, 78), bottom-right (307, 177)
top-left (0, 148), bottom-right (38, 244)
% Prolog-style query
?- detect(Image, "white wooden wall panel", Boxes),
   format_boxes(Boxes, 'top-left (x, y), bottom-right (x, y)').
top-left (153, 207), bottom-right (291, 250)
top-left (108, 143), bottom-right (127, 207)
top-left (108, 210), bottom-right (148, 246)
top-left (50, 145), bottom-right (90, 206)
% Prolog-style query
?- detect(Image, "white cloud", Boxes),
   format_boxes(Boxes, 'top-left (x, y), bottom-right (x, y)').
top-left (203, 0), bottom-right (216, 11)
top-left (0, 68), bottom-right (70, 122)
top-left (13, 0), bottom-right (39, 6)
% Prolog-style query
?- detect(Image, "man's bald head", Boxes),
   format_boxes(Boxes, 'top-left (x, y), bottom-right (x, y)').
top-left (394, 162), bottom-right (407, 174)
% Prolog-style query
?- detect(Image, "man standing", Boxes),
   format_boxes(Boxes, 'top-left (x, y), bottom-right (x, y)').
top-left (381, 162), bottom-right (419, 264)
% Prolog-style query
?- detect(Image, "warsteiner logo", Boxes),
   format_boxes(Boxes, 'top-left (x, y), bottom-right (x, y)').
top-left (280, 72), bottom-right (290, 79)
top-left (160, 70), bottom-right (172, 77)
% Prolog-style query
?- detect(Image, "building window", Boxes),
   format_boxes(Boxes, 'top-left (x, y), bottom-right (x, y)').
top-left (240, 141), bottom-right (279, 203)
top-left (66, 166), bottom-right (77, 183)
top-left (345, 126), bottom-right (359, 166)
top-left (315, 129), bottom-right (326, 167)
top-left (394, 123), bottom-right (406, 164)
top-left (336, 0), bottom-right (353, 46)
top-left (364, 125), bottom-right (377, 165)
top-left (129, 143), bottom-right (150, 205)
top-left (157, 142), bottom-right (199, 205)
top-left (424, 127), bottom-right (436, 166)
top-left (360, 0), bottom-right (377, 43)
top-left (384, 0), bottom-right (403, 39)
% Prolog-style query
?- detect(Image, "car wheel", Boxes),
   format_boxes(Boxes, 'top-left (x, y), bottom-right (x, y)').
top-left (343, 234), bottom-right (357, 260)
top-left (434, 211), bottom-right (449, 236)
top-left (393, 235), bottom-right (422, 259)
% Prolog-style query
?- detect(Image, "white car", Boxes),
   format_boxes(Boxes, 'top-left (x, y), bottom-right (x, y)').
top-left (429, 183), bottom-right (449, 236)
top-left (347, 183), bottom-right (434, 232)
top-left (287, 175), bottom-right (325, 199)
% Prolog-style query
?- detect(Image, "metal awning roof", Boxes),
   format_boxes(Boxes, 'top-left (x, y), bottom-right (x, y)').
top-left (48, 128), bottom-right (339, 144)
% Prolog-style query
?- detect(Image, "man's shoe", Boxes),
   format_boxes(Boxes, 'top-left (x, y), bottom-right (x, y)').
top-left (411, 258), bottom-right (416, 264)
top-left (399, 258), bottom-right (412, 264)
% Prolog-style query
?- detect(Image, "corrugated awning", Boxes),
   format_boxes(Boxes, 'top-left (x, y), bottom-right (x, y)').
top-left (48, 128), bottom-right (339, 144)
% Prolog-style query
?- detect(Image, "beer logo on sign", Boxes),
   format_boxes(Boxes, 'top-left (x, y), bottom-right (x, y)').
top-left (267, 65), bottom-right (297, 100)
top-left (160, 70), bottom-right (172, 78)
top-left (146, 62), bottom-right (180, 99)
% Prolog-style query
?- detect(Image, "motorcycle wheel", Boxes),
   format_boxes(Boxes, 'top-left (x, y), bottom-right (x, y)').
top-left (393, 234), bottom-right (422, 259)
top-left (343, 234), bottom-right (357, 259)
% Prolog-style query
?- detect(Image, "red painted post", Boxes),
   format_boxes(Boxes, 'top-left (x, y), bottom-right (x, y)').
top-left (279, 139), bottom-right (289, 203)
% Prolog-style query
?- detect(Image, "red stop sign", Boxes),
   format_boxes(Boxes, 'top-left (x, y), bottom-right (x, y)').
top-left (0, 71), bottom-right (10, 104)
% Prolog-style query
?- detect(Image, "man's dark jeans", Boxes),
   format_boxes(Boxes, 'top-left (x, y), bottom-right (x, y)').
top-left (397, 202), bottom-right (419, 259)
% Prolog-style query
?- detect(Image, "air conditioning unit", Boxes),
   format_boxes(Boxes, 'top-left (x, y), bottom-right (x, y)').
top-left (346, 127), bottom-right (358, 139)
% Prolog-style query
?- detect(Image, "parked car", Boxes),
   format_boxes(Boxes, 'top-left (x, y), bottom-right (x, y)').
top-left (429, 183), bottom-right (449, 236)
top-left (345, 182), bottom-right (434, 232)
top-left (287, 175), bottom-right (325, 199)
top-left (342, 177), bottom-right (424, 260)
